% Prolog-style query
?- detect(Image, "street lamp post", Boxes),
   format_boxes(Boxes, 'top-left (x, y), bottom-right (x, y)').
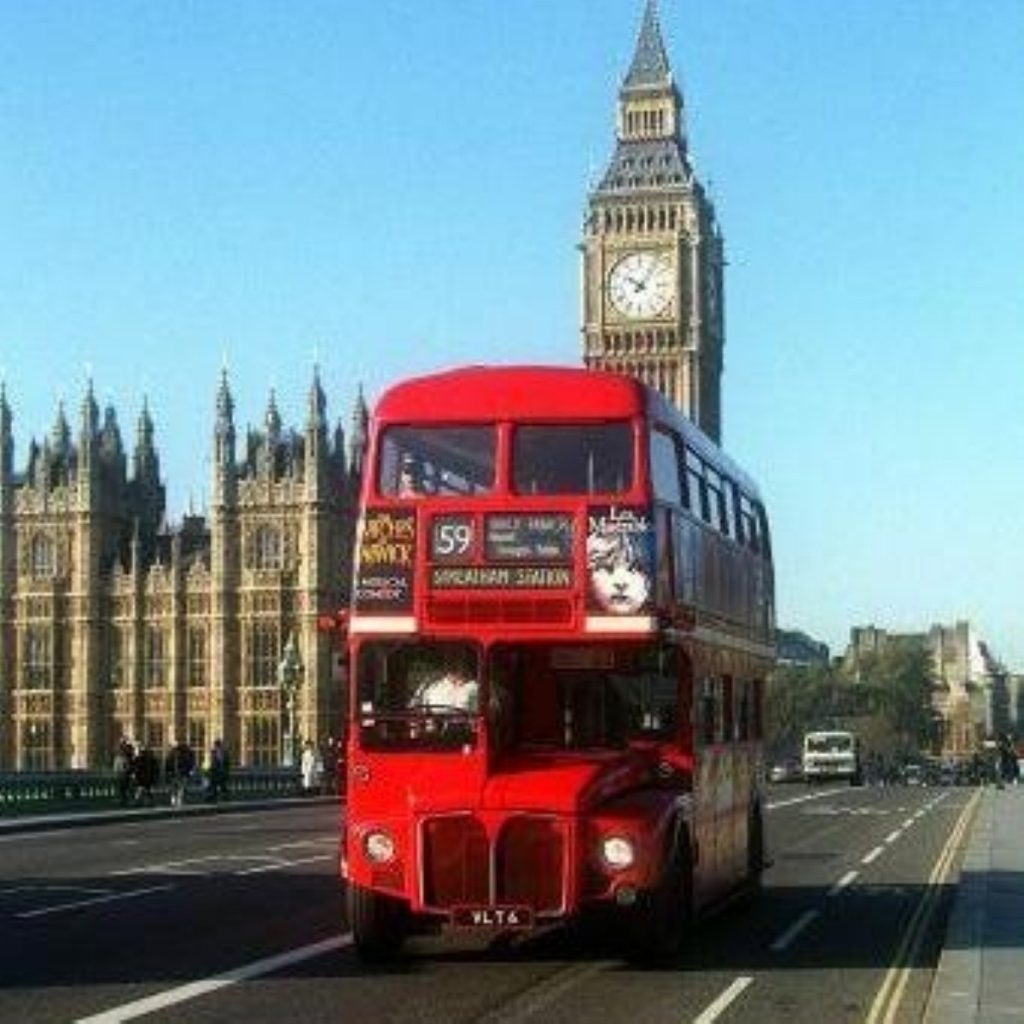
top-left (277, 632), bottom-right (303, 768)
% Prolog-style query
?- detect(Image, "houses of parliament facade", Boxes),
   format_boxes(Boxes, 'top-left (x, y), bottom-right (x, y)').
top-left (0, 2), bottom-right (727, 770)
top-left (0, 373), bottom-right (366, 770)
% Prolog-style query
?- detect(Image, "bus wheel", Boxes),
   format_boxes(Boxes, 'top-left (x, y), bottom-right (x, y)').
top-left (627, 843), bottom-right (693, 962)
top-left (347, 883), bottom-right (407, 962)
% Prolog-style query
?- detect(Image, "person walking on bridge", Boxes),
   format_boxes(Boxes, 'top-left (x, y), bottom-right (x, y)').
top-left (164, 739), bottom-right (195, 807)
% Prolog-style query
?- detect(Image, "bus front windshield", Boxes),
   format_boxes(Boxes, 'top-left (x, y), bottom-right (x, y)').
top-left (806, 733), bottom-right (853, 754)
top-left (489, 644), bottom-right (680, 753)
top-left (357, 641), bottom-right (481, 752)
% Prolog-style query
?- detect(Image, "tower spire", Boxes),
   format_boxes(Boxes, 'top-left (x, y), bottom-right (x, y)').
top-left (624, 0), bottom-right (672, 89)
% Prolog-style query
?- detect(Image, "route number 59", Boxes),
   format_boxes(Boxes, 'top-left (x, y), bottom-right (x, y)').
top-left (433, 517), bottom-right (473, 560)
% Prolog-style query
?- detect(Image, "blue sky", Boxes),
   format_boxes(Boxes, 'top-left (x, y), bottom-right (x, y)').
top-left (2, 1), bottom-right (1023, 665)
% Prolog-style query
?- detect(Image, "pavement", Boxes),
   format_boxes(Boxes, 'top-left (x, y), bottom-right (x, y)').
top-left (925, 784), bottom-right (1024, 1024)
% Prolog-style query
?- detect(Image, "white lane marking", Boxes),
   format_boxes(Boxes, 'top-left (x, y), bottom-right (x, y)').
top-left (765, 788), bottom-right (848, 811)
top-left (884, 830), bottom-right (901, 844)
top-left (17, 884), bottom-right (175, 919)
top-left (861, 846), bottom-right (884, 866)
top-left (265, 837), bottom-right (336, 852)
top-left (235, 853), bottom-right (333, 876)
top-left (828, 870), bottom-right (858, 896)
top-left (902, 817), bottom-right (914, 828)
top-left (693, 976), bottom-right (755, 1023)
top-left (111, 853), bottom-right (283, 876)
top-left (74, 933), bottom-right (351, 1023)
top-left (1, 885), bottom-right (110, 897)
top-left (769, 909), bottom-right (820, 953)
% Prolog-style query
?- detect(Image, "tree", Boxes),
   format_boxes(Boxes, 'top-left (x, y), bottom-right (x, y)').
top-left (766, 637), bottom-right (937, 761)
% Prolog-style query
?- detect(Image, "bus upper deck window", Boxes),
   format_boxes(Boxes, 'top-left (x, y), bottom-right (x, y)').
top-left (378, 426), bottom-right (497, 497)
top-left (512, 423), bottom-right (633, 496)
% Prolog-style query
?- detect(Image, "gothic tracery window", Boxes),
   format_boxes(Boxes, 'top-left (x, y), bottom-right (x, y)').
top-left (253, 526), bottom-right (282, 570)
top-left (246, 622), bottom-right (280, 688)
top-left (144, 627), bottom-right (167, 689)
top-left (24, 628), bottom-right (52, 689)
top-left (30, 534), bottom-right (54, 578)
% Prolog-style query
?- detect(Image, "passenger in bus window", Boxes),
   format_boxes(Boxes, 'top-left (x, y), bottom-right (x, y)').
top-left (397, 454), bottom-right (421, 497)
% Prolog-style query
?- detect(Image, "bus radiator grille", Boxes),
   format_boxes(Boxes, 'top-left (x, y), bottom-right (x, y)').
top-left (420, 815), bottom-right (566, 914)
top-left (422, 815), bottom-right (490, 909)
top-left (497, 817), bottom-right (565, 914)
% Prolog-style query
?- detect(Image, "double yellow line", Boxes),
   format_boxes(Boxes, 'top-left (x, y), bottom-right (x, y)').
top-left (865, 789), bottom-right (982, 1024)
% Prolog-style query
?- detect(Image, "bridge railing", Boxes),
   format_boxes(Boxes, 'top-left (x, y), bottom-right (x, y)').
top-left (0, 767), bottom-right (323, 815)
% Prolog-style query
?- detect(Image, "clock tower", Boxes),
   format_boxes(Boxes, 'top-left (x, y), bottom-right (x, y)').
top-left (581, 0), bottom-right (725, 442)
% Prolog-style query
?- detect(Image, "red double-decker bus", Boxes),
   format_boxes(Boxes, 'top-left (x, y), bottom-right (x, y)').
top-left (331, 365), bottom-right (774, 960)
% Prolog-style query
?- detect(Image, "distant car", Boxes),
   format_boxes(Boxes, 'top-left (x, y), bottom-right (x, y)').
top-left (902, 763), bottom-right (925, 786)
top-left (769, 759), bottom-right (803, 783)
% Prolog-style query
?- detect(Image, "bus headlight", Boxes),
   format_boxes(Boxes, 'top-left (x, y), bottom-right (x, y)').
top-left (601, 836), bottom-right (635, 870)
top-left (364, 830), bottom-right (396, 864)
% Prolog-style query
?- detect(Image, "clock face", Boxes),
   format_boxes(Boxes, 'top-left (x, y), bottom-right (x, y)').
top-left (607, 251), bottom-right (673, 319)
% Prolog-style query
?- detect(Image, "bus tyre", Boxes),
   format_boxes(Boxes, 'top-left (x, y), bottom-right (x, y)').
top-left (347, 883), bottom-right (407, 962)
top-left (628, 843), bottom-right (693, 962)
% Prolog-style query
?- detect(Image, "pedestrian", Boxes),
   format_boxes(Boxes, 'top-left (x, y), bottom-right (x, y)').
top-left (134, 745), bottom-right (159, 806)
top-left (321, 736), bottom-right (339, 795)
top-left (300, 740), bottom-right (319, 794)
top-left (164, 739), bottom-right (196, 807)
top-left (998, 734), bottom-right (1018, 788)
top-left (208, 739), bottom-right (230, 802)
top-left (113, 738), bottom-right (135, 807)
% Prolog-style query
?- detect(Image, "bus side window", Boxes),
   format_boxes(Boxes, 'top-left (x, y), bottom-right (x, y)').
top-left (755, 502), bottom-right (773, 561)
top-left (736, 680), bottom-right (750, 742)
top-left (721, 676), bottom-right (734, 742)
top-left (722, 479), bottom-right (738, 542)
top-left (650, 429), bottom-right (682, 505)
top-left (684, 448), bottom-right (707, 521)
top-left (700, 678), bottom-right (717, 747)
top-left (751, 679), bottom-right (764, 740)
top-left (738, 493), bottom-right (759, 553)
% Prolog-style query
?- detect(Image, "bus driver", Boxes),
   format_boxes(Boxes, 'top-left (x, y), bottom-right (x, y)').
top-left (410, 666), bottom-right (479, 714)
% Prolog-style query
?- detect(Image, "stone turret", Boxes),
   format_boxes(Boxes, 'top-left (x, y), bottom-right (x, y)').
top-left (348, 386), bottom-right (368, 488)
top-left (213, 370), bottom-right (237, 508)
top-left (0, 384), bottom-right (13, 766)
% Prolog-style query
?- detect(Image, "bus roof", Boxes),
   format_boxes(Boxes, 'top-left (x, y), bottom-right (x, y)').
top-left (374, 365), bottom-right (646, 423)
top-left (373, 364), bottom-right (763, 501)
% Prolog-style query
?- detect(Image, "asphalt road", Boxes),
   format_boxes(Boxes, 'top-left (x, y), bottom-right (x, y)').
top-left (0, 783), bottom-right (976, 1024)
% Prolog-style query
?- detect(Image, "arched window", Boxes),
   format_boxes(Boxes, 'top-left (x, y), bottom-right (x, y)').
top-left (145, 628), bottom-right (166, 689)
top-left (30, 534), bottom-right (54, 578)
top-left (24, 628), bottom-right (52, 689)
top-left (254, 526), bottom-right (282, 570)
top-left (188, 627), bottom-right (207, 688)
top-left (246, 622), bottom-right (281, 688)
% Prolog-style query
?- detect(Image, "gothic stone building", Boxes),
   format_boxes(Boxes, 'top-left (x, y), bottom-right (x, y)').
top-left (0, 372), bottom-right (364, 770)
top-left (581, 0), bottom-right (725, 441)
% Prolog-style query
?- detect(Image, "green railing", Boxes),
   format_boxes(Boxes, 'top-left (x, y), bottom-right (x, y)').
top-left (0, 767), bottom-right (316, 815)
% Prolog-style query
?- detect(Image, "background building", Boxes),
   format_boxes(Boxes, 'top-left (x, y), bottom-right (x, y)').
top-left (0, 372), bottom-right (363, 770)
top-left (844, 620), bottom-right (1013, 756)
top-left (581, 0), bottom-right (725, 441)
top-left (776, 628), bottom-right (830, 668)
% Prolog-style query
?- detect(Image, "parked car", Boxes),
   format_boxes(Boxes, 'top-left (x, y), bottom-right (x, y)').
top-left (769, 759), bottom-right (804, 783)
